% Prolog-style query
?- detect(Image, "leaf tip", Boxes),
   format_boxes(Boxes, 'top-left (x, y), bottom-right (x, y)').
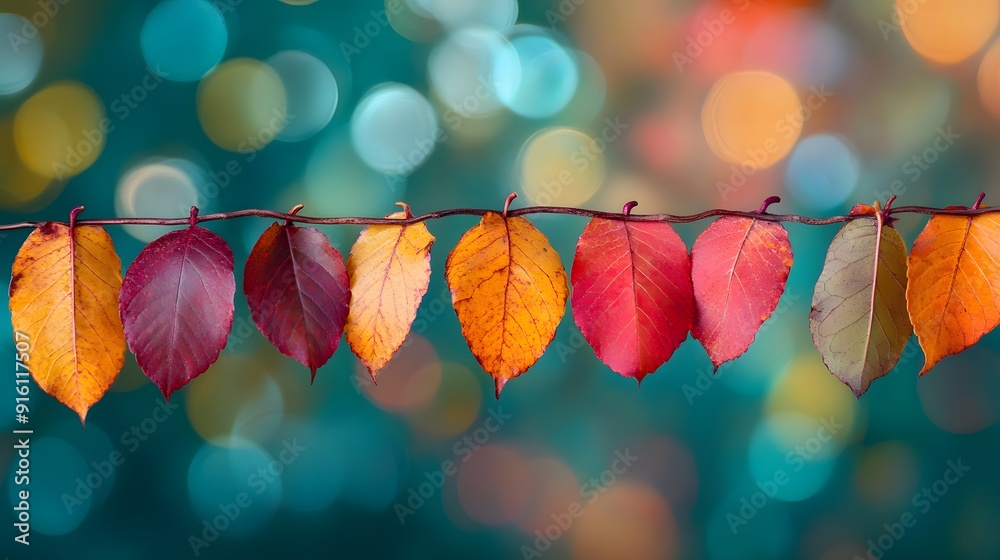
top-left (494, 377), bottom-right (508, 399)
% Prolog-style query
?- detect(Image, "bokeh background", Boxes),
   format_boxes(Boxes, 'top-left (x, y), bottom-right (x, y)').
top-left (2, 0), bottom-right (1000, 558)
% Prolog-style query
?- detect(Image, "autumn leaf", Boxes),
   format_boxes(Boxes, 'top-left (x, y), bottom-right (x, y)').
top-left (245, 220), bottom-right (350, 380)
top-left (571, 218), bottom-right (693, 381)
top-left (691, 216), bottom-right (793, 368)
top-left (9, 209), bottom-right (126, 422)
top-left (810, 204), bottom-right (912, 397)
top-left (345, 204), bottom-right (434, 379)
top-left (446, 211), bottom-right (567, 396)
top-left (120, 222), bottom-right (235, 400)
top-left (906, 206), bottom-right (1000, 374)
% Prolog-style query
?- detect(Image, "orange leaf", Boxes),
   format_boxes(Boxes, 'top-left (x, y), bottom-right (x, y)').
top-left (9, 216), bottom-right (126, 423)
top-left (906, 207), bottom-right (1000, 374)
top-left (445, 212), bottom-right (568, 396)
top-left (345, 205), bottom-right (435, 378)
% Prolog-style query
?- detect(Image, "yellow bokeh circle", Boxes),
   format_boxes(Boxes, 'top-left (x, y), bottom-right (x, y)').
top-left (0, 117), bottom-right (56, 211)
top-left (519, 127), bottom-right (606, 206)
top-left (978, 40), bottom-right (1000, 119)
top-left (185, 355), bottom-right (286, 446)
top-left (898, 0), bottom-right (998, 64)
top-left (197, 58), bottom-right (288, 152)
top-left (765, 355), bottom-right (858, 450)
top-left (14, 81), bottom-right (109, 179)
top-left (701, 71), bottom-right (802, 169)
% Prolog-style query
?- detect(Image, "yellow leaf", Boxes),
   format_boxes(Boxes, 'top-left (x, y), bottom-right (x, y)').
top-left (345, 207), bottom-right (435, 378)
top-left (445, 212), bottom-right (568, 396)
top-left (9, 220), bottom-right (126, 422)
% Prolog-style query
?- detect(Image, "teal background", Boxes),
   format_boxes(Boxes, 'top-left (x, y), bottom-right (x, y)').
top-left (1, 1), bottom-right (999, 559)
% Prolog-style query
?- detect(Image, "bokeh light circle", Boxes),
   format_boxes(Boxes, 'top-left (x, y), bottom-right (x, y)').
top-left (518, 127), bottom-right (606, 206)
top-left (852, 441), bottom-right (919, 508)
top-left (14, 81), bottom-right (108, 179)
top-left (570, 482), bottom-right (677, 560)
top-left (197, 58), bottom-right (288, 152)
top-left (185, 355), bottom-right (285, 445)
top-left (187, 439), bottom-right (282, 537)
top-left (515, 457), bottom-right (580, 533)
top-left (305, 131), bottom-right (394, 218)
top-left (897, 0), bottom-right (998, 64)
top-left (359, 334), bottom-right (442, 414)
top-left (387, 0), bottom-right (444, 43)
top-left (917, 348), bottom-right (1000, 433)
top-left (350, 83), bottom-right (439, 175)
top-left (457, 444), bottom-right (531, 525)
top-left (141, 0), bottom-right (228, 82)
top-left (409, 362), bottom-right (484, 438)
top-left (977, 39), bottom-right (1000, 119)
top-left (701, 71), bottom-right (802, 169)
top-left (765, 356), bottom-right (858, 447)
top-left (269, 418), bottom-right (344, 513)
top-left (429, 26), bottom-right (519, 119)
top-left (0, 13), bottom-right (44, 95)
top-left (116, 159), bottom-right (204, 242)
top-left (266, 50), bottom-right (338, 142)
top-left (747, 413), bottom-right (838, 502)
top-left (786, 134), bottom-right (859, 211)
top-left (279, 0), bottom-right (319, 4)
top-left (0, 116), bottom-right (55, 211)
top-left (496, 29), bottom-right (579, 119)
top-left (742, 11), bottom-right (852, 87)
top-left (415, 0), bottom-right (518, 32)
top-left (335, 419), bottom-right (409, 511)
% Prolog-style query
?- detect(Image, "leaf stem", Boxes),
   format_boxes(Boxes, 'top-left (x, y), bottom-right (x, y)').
top-left (502, 192), bottom-right (517, 218)
top-left (69, 206), bottom-right (85, 229)
top-left (973, 192), bottom-right (986, 210)
top-left (757, 196), bottom-right (781, 214)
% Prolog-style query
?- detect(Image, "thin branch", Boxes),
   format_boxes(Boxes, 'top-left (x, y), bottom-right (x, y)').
top-left (0, 195), bottom-right (996, 231)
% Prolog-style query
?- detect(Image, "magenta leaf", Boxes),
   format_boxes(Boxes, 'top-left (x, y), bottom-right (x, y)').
top-left (120, 225), bottom-right (235, 399)
top-left (244, 222), bottom-right (350, 379)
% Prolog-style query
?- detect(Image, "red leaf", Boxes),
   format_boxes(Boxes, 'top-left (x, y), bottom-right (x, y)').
top-left (119, 225), bottom-right (235, 400)
top-left (244, 222), bottom-right (350, 379)
top-left (691, 216), bottom-right (793, 368)
top-left (571, 219), bottom-right (694, 381)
